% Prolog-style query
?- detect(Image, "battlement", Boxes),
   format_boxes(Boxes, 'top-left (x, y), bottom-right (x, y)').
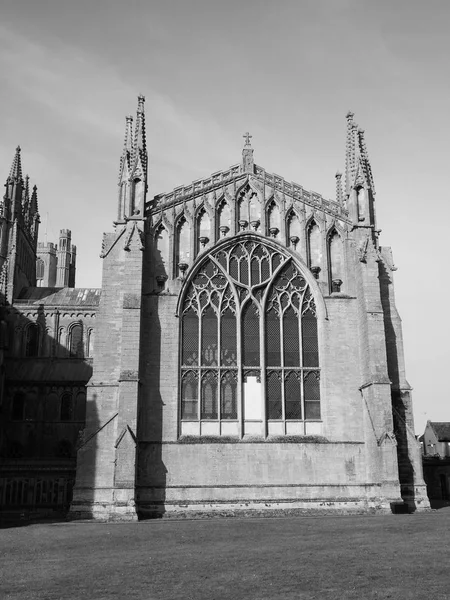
top-left (37, 241), bottom-right (56, 253)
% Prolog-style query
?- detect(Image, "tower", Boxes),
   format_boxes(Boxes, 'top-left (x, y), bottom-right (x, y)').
top-left (56, 229), bottom-right (72, 287)
top-left (0, 147), bottom-right (40, 303)
top-left (71, 96), bottom-right (148, 519)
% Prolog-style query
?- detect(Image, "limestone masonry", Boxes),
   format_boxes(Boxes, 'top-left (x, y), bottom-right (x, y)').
top-left (0, 97), bottom-right (430, 519)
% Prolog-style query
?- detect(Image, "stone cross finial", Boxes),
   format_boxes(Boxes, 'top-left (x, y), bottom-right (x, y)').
top-left (243, 132), bottom-right (252, 147)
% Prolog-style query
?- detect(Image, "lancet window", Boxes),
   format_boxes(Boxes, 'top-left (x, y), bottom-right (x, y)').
top-left (328, 230), bottom-right (344, 293)
top-left (180, 239), bottom-right (320, 432)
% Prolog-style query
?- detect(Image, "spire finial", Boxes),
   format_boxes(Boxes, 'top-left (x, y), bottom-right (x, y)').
top-left (243, 131), bottom-right (253, 147)
top-left (137, 94), bottom-right (145, 113)
top-left (242, 132), bottom-right (254, 174)
top-left (8, 145), bottom-right (23, 181)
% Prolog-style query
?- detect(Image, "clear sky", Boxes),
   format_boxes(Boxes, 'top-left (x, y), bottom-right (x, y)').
top-left (1, 0), bottom-right (449, 433)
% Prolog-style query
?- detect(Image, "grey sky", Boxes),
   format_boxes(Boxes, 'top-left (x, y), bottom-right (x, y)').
top-left (1, 0), bottom-right (449, 432)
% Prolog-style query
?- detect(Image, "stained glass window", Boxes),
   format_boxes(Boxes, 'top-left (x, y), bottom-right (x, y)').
top-left (180, 240), bottom-right (320, 428)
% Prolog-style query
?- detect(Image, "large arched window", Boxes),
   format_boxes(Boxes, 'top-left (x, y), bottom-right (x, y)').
top-left (180, 239), bottom-right (320, 436)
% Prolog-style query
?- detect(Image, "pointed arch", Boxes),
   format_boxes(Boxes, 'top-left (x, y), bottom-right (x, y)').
top-left (216, 197), bottom-right (231, 238)
top-left (154, 223), bottom-right (169, 280)
top-left (356, 186), bottom-right (366, 222)
top-left (195, 206), bottom-right (211, 255)
top-left (286, 208), bottom-right (301, 246)
top-left (178, 235), bottom-right (322, 435)
top-left (306, 218), bottom-right (322, 274)
top-left (266, 199), bottom-right (281, 236)
top-left (327, 228), bottom-right (344, 293)
top-left (175, 214), bottom-right (190, 276)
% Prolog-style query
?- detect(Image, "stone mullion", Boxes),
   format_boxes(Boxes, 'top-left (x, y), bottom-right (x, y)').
top-left (236, 301), bottom-right (243, 439)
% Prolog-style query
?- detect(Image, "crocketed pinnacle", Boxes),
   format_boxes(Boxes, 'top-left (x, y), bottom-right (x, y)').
top-left (30, 184), bottom-right (39, 215)
top-left (344, 112), bottom-right (356, 197)
top-left (8, 146), bottom-right (23, 182)
top-left (118, 115), bottom-right (133, 183)
top-left (357, 127), bottom-right (375, 194)
top-left (22, 175), bottom-right (30, 208)
top-left (130, 94), bottom-right (147, 181)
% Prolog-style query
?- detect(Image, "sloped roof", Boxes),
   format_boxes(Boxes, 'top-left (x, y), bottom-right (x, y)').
top-left (15, 287), bottom-right (101, 307)
top-left (429, 422), bottom-right (450, 442)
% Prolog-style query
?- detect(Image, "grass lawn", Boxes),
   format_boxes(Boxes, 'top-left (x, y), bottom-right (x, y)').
top-left (1, 510), bottom-right (449, 600)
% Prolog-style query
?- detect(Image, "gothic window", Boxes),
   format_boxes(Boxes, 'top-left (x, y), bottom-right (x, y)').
top-left (36, 258), bottom-right (44, 280)
top-left (69, 323), bottom-right (84, 358)
top-left (328, 230), bottom-right (344, 293)
top-left (267, 200), bottom-right (281, 237)
top-left (25, 324), bottom-right (39, 357)
top-left (60, 393), bottom-right (73, 421)
top-left (154, 225), bottom-right (169, 280)
top-left (287, 210), bottom-right (301, 247)
top-left (356, 187), bottom-right (366, 221)
top-left (175, 217), bottom-right (190, 276)
top-left (307, 221), bottom-right (322, 277)
top-left (180, 240), bottom-right (320, 430)
top-left (196, 208), bottom-right (210, 254)
top-left (217, 200), bottom-right (231, 237)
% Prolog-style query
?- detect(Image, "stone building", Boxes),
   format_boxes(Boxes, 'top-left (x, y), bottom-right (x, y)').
top-left (0, 147), bottom-right (99, 512)
top-left (0, 97), bottom-right (429, 518)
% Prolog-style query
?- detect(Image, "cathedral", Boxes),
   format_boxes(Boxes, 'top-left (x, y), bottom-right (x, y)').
top-left (0, 97), bottom-right (430, 519)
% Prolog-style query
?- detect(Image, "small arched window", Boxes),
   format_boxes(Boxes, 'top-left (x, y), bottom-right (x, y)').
top-left (25, 324), bottom-right (39, 357)
top-left (69, 323), bottom-right (84, 358)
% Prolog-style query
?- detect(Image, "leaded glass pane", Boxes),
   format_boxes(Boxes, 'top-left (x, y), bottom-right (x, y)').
top-left (181, 371), bottom-right (198, 419)
top-left (267, 371), bottom-right (282, 419)
top-left (221, 371), bottom-right (238, 419)
top-left (304, 371), bottom-right (320, 419)
top-left (261, 257), bottom-right (270, 281)
top-left (251, 259), bottom-right (260, 285)
top-left (302, 311), bottom-right (319, 367)
top-left (201, 371), bottom-right (218, 419)
top-left (182, 309), bottom-right (198, 366)
top-left (201, 306), bottom-right (218, 366)
top-left (242, 302), bottom-right (260, 366)
top-left (220, 309), bottom-right (237, 366)
top-left (283, 307), bottom-right (300, 367)
top-left (266, 309), bottom-right (280, 366)
top-left (240, 257), bottom-right (249, 285)
top-left (285, 372), bottom-right (301, 419)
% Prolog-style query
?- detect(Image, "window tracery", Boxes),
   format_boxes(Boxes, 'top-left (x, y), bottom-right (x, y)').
top-left (180, 239), bottom-right (320, 432)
